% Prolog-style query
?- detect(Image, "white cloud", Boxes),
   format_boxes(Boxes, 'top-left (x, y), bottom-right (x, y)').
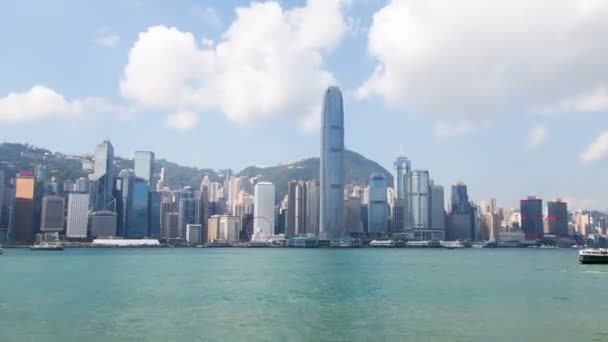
top-left (120, 0), bottom-right (349, 130)
top-left (165, 111), bottom-right (198, 130)
top-left (526, 124), bottom-right (548, 148)
top-left (434, 120), bottom-right (476, 139)
top-left (543, 86), bottom-right (608, 114)
top-left (358, 0), bottom-right (608, 121)
top-left (0, 85), bottom-right (107, 123)
top-left (96, 28), bottom-right (120, 47)
top-left (581, 131), bottom-right (608, 164)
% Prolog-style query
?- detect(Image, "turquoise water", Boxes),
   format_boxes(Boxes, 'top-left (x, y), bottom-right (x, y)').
top-left (1, 248), bottom-right (608, 341)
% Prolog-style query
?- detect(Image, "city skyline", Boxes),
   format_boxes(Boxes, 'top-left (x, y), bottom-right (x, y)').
top-left (1, 0), bottom-right (608, 209)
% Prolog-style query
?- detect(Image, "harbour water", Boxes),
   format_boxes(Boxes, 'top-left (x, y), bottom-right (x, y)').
top-left (1, 248), bottom-right (608, 341)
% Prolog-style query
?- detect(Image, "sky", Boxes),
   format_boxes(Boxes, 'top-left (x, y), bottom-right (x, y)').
top-left (1, 0), bottom-right (608, 209)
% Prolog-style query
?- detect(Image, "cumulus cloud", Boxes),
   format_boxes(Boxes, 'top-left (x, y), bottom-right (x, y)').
top-left (120, 0), bottom-right (349, 130)
top-left (581, 132), bottom-right (608, 164)
top-left (358, 0), bottom-right (608, 121)
top-left (526, 124), bottom-right (548, 148)
top-left (165, 111), bottom-right (198, 130)
top-left (0, 85), bottom-right (107, 123)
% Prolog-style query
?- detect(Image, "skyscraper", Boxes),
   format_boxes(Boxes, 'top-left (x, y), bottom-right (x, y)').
top-left (13, 172), bottom-right (36, 243)
top-left (448, 181), bottom-right (475, 241)
top-left (429, 183), bottom-right (446, 240)
top-left (320, 86), bottom-right (345, 240)
top-left (287, 181), bottom-right (305, 237)
top-left (253, 182), bottom-right (275, 241)
top-left (368, 173), bottom-right (388, 234)
top-left (66, 193), bottom-right (89, 239)
top-left (128, 178), bottom-right (149, 239)
top-left (521, 196), bottom-right (543, 240)
top-left (134, 151), bottom-right (155, 185)
top-left (547, 200), bottom-right (568, 237)
top-left (92, 140), bottom-right (116, 212)
top-left (178, 186), bottom-right (196, 238)
top-left (393, 156), bottom-right (411, 232)
top-left (40, 196), bottom-right (65, 233)
top-left (149, 191), bottom-right (161, 239)
top-left (411, 170), bottom-right (430, 239)
top-left (304, 180), bottom-right (319, 236)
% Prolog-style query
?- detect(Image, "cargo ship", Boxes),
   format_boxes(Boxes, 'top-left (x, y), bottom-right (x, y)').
top-left (579, 248), bottom-right (608, 264)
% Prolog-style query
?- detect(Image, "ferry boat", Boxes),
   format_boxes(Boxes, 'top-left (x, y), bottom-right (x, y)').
top-left (579, 248), bottom-right (608, 264)
top-left (30, 242), bottom-right (64, 251)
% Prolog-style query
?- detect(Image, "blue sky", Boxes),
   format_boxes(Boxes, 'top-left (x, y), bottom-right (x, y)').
top-left (1, 0), bottom-right (608, 209)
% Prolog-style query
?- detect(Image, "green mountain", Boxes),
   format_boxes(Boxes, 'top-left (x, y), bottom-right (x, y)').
top-left (0, 143), bottom-right (392, 198)
top-left (238, 150), bottom-right (393, 199)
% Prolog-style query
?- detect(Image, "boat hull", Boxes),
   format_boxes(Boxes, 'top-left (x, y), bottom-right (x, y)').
top-left (30, 247), bottom-right (64, 251)
top-left (579, 255), bottom-right (608, 264)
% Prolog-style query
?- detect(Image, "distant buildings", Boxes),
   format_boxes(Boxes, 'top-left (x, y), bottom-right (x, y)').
top-left (320, 86), bottom-right (345, 240)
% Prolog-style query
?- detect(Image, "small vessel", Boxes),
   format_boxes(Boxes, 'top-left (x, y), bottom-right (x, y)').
top-left (579, 248), bottom-right (608, 264)
top-left (30, 242), bottom-right (64, 251)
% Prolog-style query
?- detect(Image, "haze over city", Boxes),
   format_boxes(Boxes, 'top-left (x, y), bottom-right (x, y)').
top-left (2, 0), bottom-right (608, 208)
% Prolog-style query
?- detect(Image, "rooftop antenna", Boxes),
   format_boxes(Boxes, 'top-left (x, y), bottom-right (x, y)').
top-left (399, 145), bottom-right (405, 156)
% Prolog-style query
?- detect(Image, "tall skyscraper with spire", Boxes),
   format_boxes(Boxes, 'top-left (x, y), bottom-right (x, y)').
top-left (319, 86), bottom-right (345, 240)
top-left (92, 140), bottom-right (116, 212)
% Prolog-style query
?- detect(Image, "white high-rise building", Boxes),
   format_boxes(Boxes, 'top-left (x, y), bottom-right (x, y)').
top-left (66, 193), bottom-right (90, 238)
top-left (252, 182), bottom-right (275, 241)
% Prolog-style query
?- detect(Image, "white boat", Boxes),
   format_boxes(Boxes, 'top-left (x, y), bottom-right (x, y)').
top-left (579, 248), bottom-right (608, 264)
top-left (30, 242), bottom-right (64, 251)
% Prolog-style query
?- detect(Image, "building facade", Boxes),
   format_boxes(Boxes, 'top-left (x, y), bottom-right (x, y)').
top-left (66, 193), bottom-right (89, 239)
top-left (521, 196), bottom-right (543, 240)
top-left (320, 86), bottom-right (345, 240)
top-left (253, 182), bottom-right (275, 241)
top-left (368, 173), bottom-right (388, 234)
top-left (40, 196), bottom-right (65, 232)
